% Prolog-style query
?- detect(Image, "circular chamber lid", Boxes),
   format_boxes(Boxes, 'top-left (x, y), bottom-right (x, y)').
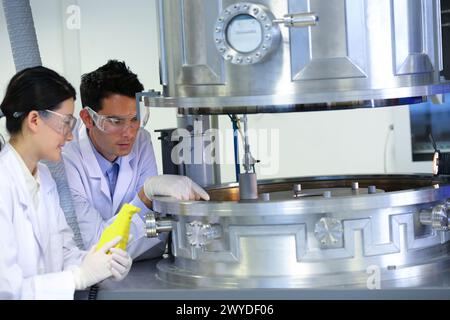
top-left (151, 174), bottom-right (450, 217)
top-left (143, 85), bottom-right (450, 114)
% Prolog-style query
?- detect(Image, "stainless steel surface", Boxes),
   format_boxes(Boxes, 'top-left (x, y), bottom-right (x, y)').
top-left (173, 114), bottom-right (221, 187)
top-left (151, 175), bottom-right (450, 288)
top-left (149, 0), bottom-right (450, 111)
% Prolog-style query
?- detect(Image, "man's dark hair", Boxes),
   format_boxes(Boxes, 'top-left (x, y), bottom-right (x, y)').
top-left (80, 60), bottom-right (144, 112)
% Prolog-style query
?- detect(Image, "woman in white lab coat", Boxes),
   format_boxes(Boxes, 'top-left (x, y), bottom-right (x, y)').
top-left (0, 66), bottom-right (132, 299)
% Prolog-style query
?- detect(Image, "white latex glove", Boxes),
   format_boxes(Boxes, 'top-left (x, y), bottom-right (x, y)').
top-left (109, 247), bottom-right (132, 281)
top-left (127, 233), bottom-right (134, 244)
top-left (143, 175), bottom-right (210, 201)
top-left (72, 236), bottom-right (121, 290)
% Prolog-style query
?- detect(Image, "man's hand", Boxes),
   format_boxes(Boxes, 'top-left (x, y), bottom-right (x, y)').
top-left (142, 175), bottom-right (210, 201)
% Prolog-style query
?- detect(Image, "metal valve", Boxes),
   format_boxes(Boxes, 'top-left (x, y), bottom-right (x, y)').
top-left (273, 12), bottom-right (318, 28)
top-left (145, 212), bottom-right (173, 238)
top-left (419, 201), bottom-right (450, 231)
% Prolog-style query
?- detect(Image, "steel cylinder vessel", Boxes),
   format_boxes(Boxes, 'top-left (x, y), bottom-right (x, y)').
top-left (152, 175), bottom-right (450, 288)
top-left (147, 0), bottom-right (449, 112)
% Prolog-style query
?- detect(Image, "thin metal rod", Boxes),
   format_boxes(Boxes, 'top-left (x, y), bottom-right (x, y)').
top-left (243, 114), bottom-right (251, 173)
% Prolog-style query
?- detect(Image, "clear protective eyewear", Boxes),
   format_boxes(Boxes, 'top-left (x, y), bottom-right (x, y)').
top-left (86, 105), bottom-right (149, 134)
top-left (38, 109), bottom-right (77, 138)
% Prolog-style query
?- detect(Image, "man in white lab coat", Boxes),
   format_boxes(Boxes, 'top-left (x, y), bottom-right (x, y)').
top-left (62, 60), bottom-right (209, 260)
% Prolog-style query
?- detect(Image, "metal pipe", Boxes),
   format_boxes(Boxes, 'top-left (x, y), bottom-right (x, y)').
top-left (273, 12), bottom-right (318, 28)
top-left (419, 203), bottom-right (449, 231)
top-left (2, 0), bottom-right (42, 71)
top-left (146, 213), bottom-right (173, 238)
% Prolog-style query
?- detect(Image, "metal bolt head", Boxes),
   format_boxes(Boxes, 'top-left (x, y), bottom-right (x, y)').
top-left (323, 191), bottom-right (332, 198)
top-left (293, 184), bottom-right (302, 198)
top-left (261, 193), bottom-right (270, 201)
top-left (314, 217), bottom-right (343, 249)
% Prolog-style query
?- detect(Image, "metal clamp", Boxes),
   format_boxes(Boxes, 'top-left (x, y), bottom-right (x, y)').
top-left (419, 201), bottom-right (450, 231)
top-left (273, 12), bottom-right (318, 28)
top-left (314, 217), bottom-right (343, 248)
top-left (214, 2), bottom-right (281, 65)
top-left (186, 221), bottom-right (222, 249)
top-left (145, 212), bottom-right (173, 238)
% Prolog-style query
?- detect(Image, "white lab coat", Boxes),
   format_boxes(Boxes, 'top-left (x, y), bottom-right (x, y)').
top-left (0, 144), bottom-right (85, 300)
top-left (62, 122), bottom-right (166, 259)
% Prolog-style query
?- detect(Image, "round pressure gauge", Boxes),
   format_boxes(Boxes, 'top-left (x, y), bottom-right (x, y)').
top-left (214, 3), bottom-right (281, 65)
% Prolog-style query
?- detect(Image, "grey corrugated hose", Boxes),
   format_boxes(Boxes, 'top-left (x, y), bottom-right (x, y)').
top-left (2, 0), bottom-right (42, 71)
top-left (2, 0), bottom-right (84, 249)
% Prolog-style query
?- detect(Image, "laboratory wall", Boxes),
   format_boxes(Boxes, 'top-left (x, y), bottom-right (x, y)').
top-left (0, 0), bottom-right (432, 182)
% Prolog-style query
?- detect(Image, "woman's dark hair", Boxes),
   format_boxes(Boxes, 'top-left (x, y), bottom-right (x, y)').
top-left (0, 66), bottom-right (76, 136)
top-left (80, 60), bottom-right (144, 112)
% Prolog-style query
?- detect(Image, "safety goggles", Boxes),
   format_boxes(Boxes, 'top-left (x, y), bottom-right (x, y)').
top-left (86, 105), bottom-right (149, 134)
top-left (38, 109), bottom-right (77, 138)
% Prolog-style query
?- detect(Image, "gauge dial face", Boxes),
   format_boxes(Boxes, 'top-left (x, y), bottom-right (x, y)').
top-left (226, 14), bottom-right (262, 53)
